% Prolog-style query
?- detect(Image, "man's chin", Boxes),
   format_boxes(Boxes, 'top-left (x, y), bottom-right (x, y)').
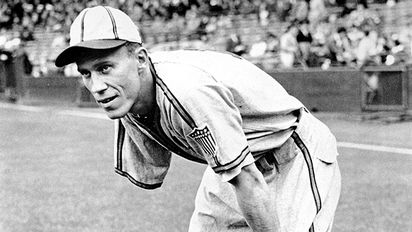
top-left (104, 109), bottom-right (128, 119)
top-left (106, 114), bottom-right (121, 120)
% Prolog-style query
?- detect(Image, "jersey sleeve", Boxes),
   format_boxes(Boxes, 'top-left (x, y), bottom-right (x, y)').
top-left (170, 81), bottom-right (255, 182)
top-left (114, 118), bottom-right (172, 189)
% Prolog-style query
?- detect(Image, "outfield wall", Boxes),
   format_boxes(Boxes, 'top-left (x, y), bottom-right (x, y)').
top-left (22, 75), bottom-right (80, 105)
top-left (3, 66), bottom-right (411, 112)
top-left (269, 68), bottom-right (362, 112)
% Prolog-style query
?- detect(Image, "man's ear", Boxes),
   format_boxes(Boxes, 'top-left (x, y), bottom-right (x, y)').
top-left (135, 47), bottom-right (148, 69)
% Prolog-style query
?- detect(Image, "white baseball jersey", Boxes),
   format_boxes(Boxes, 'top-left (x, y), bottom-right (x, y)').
top-left (114, 50), bottom-right (304, 187)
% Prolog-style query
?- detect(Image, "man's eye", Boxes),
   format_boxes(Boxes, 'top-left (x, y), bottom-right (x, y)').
top-left (99, 65), bottom-right (112, 74)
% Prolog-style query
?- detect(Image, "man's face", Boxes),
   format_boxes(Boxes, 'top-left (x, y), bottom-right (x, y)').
top-left (76, 46), bottom-right (150, 119)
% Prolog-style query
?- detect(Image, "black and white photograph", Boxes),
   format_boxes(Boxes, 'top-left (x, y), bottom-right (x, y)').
top-left (0, 0), bottom-right (411, 231)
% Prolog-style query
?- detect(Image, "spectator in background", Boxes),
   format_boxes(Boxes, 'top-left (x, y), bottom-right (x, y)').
top-left (346, 3), bottom-right (380, 29)
top-left (19, 25), bottom-right (35, 41)
top-left (386, 34), bottom-right (409, 65)
top-left (21, 45), bottom-right (33, 77)
top-left (276, 0), bottom-right (293, 22)
top-left (291, 0), bottom-right (310, 23)
top-left (225, 33), bottom-right (247, 56)
top-left (308, 0), bottom-right (327, 26)
top-left (296, 20), bottom-right (312, 67)
top-left (387, 0), bottom-right (397, 7)
top-left (247, 32), bottom-right (280, 70)
top-left (266, 32), bottom-right (280, 54)
top-left (280, 23), bottom-right (299, 68)
top-left (357, 29), bottom-right (380, 105)
top-left (249, 37), bottom-right (269, 58)
top-left (195, 16), bottom-right (210, 41)
top-left (377, 34), bottom-right (392, 65)
top-left (264, 0), bottom-right (278, 19)
top-left (356, 29), bottom-right (380, 67)
top-left (248, 32), bottom-right (279, 58)
top-left (204, 16), bottom-right (218, 38)
top-left (185, 4), bottom-right (202, 40)
top-left (0, 32), bottom-right (32, 101)
top-left (311, 14), bottom-right (336, 53)
top-left (312, 13), bottom-right (352, 68)
top-left (0, 2), bottom-right (12, 29)
top-left (257, 1), bottom-right (270, 26)
top-left (11, 0), bottom-right (24, 25)
top-left (330, 27), bottom-right (355, 66)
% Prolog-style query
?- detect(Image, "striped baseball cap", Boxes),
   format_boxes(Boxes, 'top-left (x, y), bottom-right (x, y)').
top-left (55, 6), bottom-right (142, 67)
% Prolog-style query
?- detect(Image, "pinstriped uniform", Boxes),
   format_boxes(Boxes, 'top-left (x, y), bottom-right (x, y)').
top-left (114, 50), bottom-right (341, 231)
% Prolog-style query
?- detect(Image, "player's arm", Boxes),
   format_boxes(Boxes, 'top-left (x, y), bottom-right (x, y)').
top-left (229, 162), bottom-right (279, 232)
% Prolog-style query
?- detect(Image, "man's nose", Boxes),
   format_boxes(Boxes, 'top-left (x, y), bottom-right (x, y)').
top-left (90, 74), bottom-right (108, 93)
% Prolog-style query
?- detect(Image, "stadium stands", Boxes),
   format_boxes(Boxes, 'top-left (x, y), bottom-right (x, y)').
top-left (1, 0), bottom-right (412, 75)
top-left (2, 0), bottom-right (412, 112)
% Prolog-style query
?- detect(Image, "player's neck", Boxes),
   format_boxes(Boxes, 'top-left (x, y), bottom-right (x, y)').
top-left (130, 67), bottom-right (156, 119)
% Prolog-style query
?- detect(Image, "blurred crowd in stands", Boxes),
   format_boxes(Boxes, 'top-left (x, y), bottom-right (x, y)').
top-left (231, 0), bottom-right (410, 70)
top-left (0, 0), bottom-right (410, 77)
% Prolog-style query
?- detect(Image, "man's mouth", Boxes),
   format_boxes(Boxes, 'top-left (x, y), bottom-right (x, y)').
top-left (98, 96), bottom-right (117, 104)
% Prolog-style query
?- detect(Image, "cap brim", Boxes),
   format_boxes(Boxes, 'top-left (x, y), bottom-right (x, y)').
top-left (55, 39), bottom-right (127, 67)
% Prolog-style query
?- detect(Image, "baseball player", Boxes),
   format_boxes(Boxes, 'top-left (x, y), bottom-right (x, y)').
top-left (55, 6), bottom-right (341, 232)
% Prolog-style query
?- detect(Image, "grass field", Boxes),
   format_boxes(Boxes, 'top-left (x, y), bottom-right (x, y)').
top-left (1, 103), bottom-right (411, 232)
